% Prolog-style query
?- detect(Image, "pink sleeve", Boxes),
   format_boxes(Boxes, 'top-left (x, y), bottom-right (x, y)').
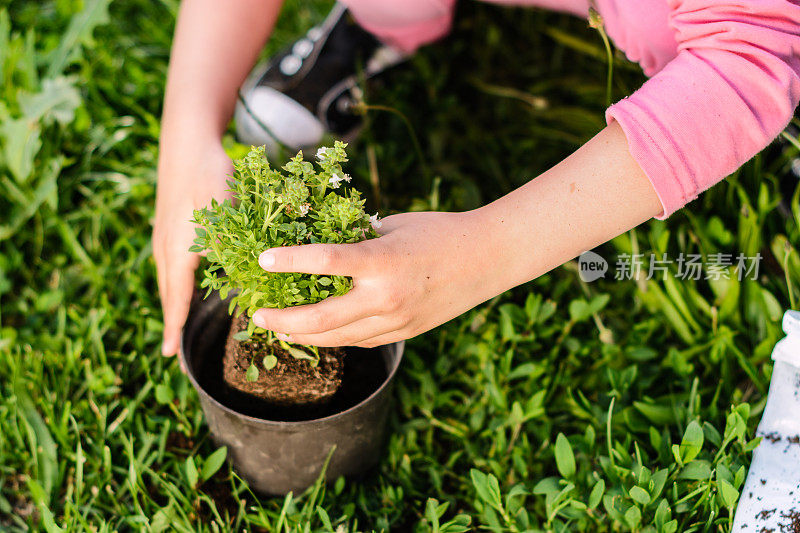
top-left (606, 0), bottom-right (800, 219)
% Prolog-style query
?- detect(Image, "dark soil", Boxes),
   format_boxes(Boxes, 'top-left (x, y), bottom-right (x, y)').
top-left (166, 431), bottom-right (195, 452)
top-left (196, 314), bottom-right (388, 422)
top-left (196, 470), bottom-right (241, 525)
top-left (781, 509), bottom-right (800, 533)
top-left (223, 314), bottom-right (345, 406)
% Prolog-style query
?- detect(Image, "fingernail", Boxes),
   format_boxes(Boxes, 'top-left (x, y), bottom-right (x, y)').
top-left (259, 251), bottom-right (275, 270)
top-left (276, 333), bottom-right (290, 341)
top-left (161, 340), bottom-right (172, 357)
top-left (253, 312), bottom-right (266, 329)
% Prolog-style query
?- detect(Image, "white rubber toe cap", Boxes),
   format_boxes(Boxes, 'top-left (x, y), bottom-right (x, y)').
top-left (234, 86), bottom-right (325, 156)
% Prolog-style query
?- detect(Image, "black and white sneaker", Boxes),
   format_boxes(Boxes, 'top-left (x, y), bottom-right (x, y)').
top-left (234, 3), bottom-right (408, 156)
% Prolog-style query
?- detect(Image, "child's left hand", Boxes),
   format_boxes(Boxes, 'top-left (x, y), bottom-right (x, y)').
top-left (252, 210), bottom-right (498, 347)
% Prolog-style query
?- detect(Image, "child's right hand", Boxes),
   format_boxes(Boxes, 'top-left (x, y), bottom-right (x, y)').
top-left (153, 138), bottom-right (233, 357)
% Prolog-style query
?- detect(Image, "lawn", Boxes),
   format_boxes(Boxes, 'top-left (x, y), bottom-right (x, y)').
top-left (1, 0), bottom-right (799, 531)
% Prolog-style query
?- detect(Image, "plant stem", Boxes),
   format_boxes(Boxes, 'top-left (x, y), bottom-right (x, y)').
top-left (784, 244), bottom-right (797, 310)
top-left (589, 7), bottom-right (614, 106)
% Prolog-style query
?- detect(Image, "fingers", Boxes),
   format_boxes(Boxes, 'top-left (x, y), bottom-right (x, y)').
top-left (253, 284), bottom-right (378, 335)
top-left (275, 315), bottom-right (407, 348)
top-left (258, 241), bottom-right (374, 277)
top-left (349, 330), bottom-right (409, 349)
top-left (161, 252), bottom-right (199, 357)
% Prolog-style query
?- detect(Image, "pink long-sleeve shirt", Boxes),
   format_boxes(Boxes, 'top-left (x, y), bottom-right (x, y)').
top-left (342, 0), bottom-right (800, 218)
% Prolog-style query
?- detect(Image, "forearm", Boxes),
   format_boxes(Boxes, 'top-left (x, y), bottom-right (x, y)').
top-left (475, 121), bottom-right (662, 293)
top-left (161, 0), bottom-right (283, 144)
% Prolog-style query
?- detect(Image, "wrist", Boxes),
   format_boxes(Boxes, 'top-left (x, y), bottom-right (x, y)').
top-left (160, 85), bottom-right (233, 147)
top-left (459, 207), bottom-right (521, 296)
top-left (159, 109), bottom-right (226, 149)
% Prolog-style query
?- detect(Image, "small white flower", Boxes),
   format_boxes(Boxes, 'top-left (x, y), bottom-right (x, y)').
top-left (343, 173), bottom-right (352, 183)
top-left (328, 173), bottom-right (343, 188)
top-left (316, 147), bottom-right (329, 161)
top-left (369, 213), bottom-right (382, 229)
top-left (299, 203), bottom-right (310, 216)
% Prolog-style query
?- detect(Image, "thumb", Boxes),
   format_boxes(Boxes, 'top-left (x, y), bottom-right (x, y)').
top-left (161, 255), bottom-right (198, 356)
top-left (258, 241), bottom-right (373, 277)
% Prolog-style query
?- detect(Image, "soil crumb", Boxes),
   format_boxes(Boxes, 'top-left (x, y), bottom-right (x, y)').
top-left (780, 509), bottom-right (800, 533)
top-left (758, 509), bottom-right (777, 520)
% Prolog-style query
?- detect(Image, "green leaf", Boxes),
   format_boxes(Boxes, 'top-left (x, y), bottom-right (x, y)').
top-left (633, 401), bottom-right (673, 425)
top-left (717, 479), bottom-right (739, 508)
top-left (46, 0), bottom-right (111, 77)
top-left (246, 363), bottom-right (259, 382)
top-left (26, 480), bottom-right (65, 533)
top-left (16, 389), bottom-right (58, 501)
top-left (154, 383), bottom-right (173, 405)
top-left (0, 11), bottom-right (10, 80)
top-left (568, 299), bottom-right (590, 322)
top-left (624, 505), bottom-right (642, 530)
top-left (18, 76), bottom-right (81, 125)
top-left (1, 118), bottom-right (41, 183)
top-left (150, 507), bottom-right (173, 533)
top-left (678, 460), bottom-right (711, 480)
top-left (586, 294), bottom-right (610, 314)
top-left (568, 294), bottom-right (609, 322)
top-left (232, 330), bottom-right (251, 342)
top-left (532, 477), bottom-right (560, 495)
top-left (263, 355), bottom-right (278, 370)
top-left (629, 486), bottom-right (650, 505)
top-left (282, 344), bottom-right (317, 362)
top-left (0, 156), bottom-right (61, 240)
top-left (588, 479), bottom-right (605, 509)
top-left (678, 420), bottom-right (704, 463)
top-left (470, 469), bottom-right (502, 510)
top-left (200, 447), bottom-right (227, 482)
top-left (651, 468), bottom-right (669, 499)
top-left (316, 506), bottom-right (333, 530)
top-left (655, 498), bottom-right (671, 529)
top-left (554, 433), bottom-right (576, 478)
top-left (425, 497), bottom-right (448, 526)
top-left (185, 456), bottom-right (199, 488)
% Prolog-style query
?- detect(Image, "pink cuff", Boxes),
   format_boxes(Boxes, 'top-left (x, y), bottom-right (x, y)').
top-left (604, 0), bottom-right (800, 220)
top-left (605, 104), bottom-right (689, 221)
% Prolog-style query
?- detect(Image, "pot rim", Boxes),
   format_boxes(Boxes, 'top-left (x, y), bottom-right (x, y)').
top-left (180, 326), bottom-right (404, 427)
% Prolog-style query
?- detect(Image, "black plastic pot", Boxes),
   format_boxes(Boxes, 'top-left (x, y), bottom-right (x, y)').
top-left (180, 293), bottom-right (404, 495)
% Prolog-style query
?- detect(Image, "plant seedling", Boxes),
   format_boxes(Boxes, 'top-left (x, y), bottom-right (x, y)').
top-left (192, 142), bottom-right (378, 406)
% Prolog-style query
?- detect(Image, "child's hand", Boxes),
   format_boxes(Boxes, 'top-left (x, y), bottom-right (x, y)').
top-left (248, 123), bottom-right (664, 348)
top-left (154, 140), bottom-right (233, 356)
top-left (251, 210), bottom-right (500, 347)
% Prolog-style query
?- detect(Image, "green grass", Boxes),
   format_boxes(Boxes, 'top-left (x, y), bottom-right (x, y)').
top-left (1, 0), bottom-right (800, 531)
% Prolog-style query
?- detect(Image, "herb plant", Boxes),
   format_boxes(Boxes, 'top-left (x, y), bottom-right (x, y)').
top-left (191, 142), bottom-right (378, 340)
